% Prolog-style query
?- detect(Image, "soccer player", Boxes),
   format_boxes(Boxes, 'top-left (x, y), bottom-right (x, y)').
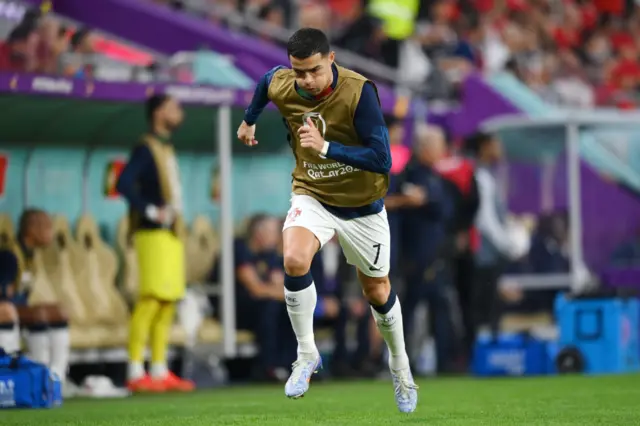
top-left (116, 94), bottom-right (194, 393)
top-left (237, 28), bottom-right (418, 412)
top-left (0, 210), bottom-right (71, 389)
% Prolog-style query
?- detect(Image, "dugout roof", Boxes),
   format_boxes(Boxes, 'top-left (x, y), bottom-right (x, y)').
top-left (0, 73), bottom-right (287, 153)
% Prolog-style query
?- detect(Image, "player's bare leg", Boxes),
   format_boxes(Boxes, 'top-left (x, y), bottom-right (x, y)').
top-left (282, 226), bottom-right (322, 399)
top-left (0, 302), bottom-right (20, 353)
top-left (358, 271), bottom-right (418, 413)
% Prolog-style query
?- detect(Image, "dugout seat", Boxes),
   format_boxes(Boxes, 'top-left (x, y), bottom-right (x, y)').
top-left (116, 216), bottom-right (139, 303)
top-left (75, 215), bottom-right (129, 347)
top-left (41, 215), bottom-right (99, 348)
top-left (197, 319), bottom-right (258, 345)
top-left (186, 215), bottom-right (218, 284)
top-left (0, 214), bottom-right (14, 244)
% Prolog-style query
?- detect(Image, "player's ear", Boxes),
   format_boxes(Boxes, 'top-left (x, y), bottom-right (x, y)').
top-left (328, 51), bottom-right (335, 64)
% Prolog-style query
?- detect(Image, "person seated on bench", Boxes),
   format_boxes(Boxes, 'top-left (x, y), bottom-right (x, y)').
top-left (210, 214), bottom-right (296, 381)
top-left (0, 209), bottom-right (70, 386)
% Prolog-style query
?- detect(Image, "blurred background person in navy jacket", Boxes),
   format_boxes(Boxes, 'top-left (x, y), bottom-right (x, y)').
top-left (210, 214), bottom-right (295, 382)
top-left (386, 124), bottom-right (456, 374)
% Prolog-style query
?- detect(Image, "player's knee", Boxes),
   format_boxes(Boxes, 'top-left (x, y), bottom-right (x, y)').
top-left (360, 275), bottom-right (391, 306)
top-left (283, 251), bottom-right (312, 277)
top-left (20, 305), bottom-right (49, 325)
top-left (43, 304), bottom-right (68, 325)
top-left (0, 302), bottom-right (18, 324)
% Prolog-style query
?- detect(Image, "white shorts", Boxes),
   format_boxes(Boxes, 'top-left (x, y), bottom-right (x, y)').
top-left (282, 194), bottom-right (390, 277)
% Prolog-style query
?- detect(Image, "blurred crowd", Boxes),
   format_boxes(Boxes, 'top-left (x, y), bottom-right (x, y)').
top-left (0, 9), bottom-right (99, 77)
top-left (3, 0), bottom-right (639, 108)
top-left (0, 6), bottom-right (164, 82)
top-left (150, 0), bottom-right (640, 107)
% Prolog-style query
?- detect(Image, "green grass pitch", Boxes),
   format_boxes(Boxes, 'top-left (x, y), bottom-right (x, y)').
top-left (3, 375), bottom-right (639, 425)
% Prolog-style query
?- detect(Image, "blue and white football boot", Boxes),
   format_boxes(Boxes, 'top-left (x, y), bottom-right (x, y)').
top-left (391, 367), bottom-right (418, 413)
top-left (284, 354), bottom-right (322, 399)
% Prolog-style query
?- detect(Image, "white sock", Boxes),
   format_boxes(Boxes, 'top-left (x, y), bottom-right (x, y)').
top-left (26, 329), bottom-right (50, 365)
top-left (128, 362), bottom-right (145, 381)
top-left (370, 296), bottom-right (410, 371)
top-left (0, 323), bottom-right (20, 353)
top-left (49, 326), bottom-right (70, 381)
top-left (285, 284), bottom-right (318, 358)
top-left (150, 362), bottom-right (169, 379)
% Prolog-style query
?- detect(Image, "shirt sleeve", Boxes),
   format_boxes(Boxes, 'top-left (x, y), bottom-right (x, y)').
top-left (115, 145), bottom-right (155, 214)
top-left (234, 238), bottom-right (253, 268)
top-left (243, 65), bottom-right (286, 125)
top-left (324, 82), bottom-right (392, 174)
top-left (0, 250), bottom-right (18, 296)
top-left (475, 169), bottom-right (514, 256)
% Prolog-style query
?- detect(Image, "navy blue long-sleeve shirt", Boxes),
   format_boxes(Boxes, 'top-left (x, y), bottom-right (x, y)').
top-left (244, 64), bottom-right (391, 218)
top-left (116, 144), bottom-right (165, 231)
top-left (0, 249), bottom-right (18, 300)
top-left (397, 161), bottom-right (453, 264)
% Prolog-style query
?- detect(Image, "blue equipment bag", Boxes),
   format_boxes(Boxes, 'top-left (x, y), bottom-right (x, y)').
top-left (555, 293), bottom-right (640, 374)
top-left (0, 349), bottom-right (62, 409)
top-left (472, 332), bottom-right (555, 377)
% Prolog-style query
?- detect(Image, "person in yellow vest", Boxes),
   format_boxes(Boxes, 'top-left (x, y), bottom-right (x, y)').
top-left (368, 0), bottom-right (420, 67)
top-left (236, 28), bottom-right (417, 413)
top-left (116, 94), bottom-right (194, 393)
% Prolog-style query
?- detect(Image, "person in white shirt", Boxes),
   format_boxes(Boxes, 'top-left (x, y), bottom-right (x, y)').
top-left (466, 132), bottom-right (522, 339)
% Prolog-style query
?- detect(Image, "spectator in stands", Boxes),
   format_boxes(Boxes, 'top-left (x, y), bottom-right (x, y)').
top-left (368, 0), bottom-right (420, 68)
top-left (467, 132), bottom-right (522, 339)
top-left (386, 124), bottom-right (455, 373)
top-left (0, 24), bottom-right (39, 72)
top-left (61, 27), bottom-right (96, 79)
top-left (0, 209), bottom-right (71, 389)
top-left (310, 238), bottom-right (373, 378)
top-left (210, 214), bottom-right (294, 382)
top-left (36, 16), bottom-right (67, 74)
top-left (297, 1), bottom-right (331, 33)
top-left (116, 94), bottom-right (194, 393)
top-left (256, 4), bottom-right (285, 43)
top-left (332, 0), bottom-right (386, 62)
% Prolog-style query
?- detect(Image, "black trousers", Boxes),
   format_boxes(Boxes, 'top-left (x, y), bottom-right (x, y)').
top-left (452, 250), bottom-right (475, 359)
top-left (470, 263), bottom-right (504, 345)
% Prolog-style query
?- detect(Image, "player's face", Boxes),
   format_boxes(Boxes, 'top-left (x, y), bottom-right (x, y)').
top-left (35, 213), bottom-right (53, 247)
top-left (290, 52), bottom-right (336, 94)
top-left (487, 138), bottom-right (503, 162)
top-left (162, 98), bottom-right (184, 130)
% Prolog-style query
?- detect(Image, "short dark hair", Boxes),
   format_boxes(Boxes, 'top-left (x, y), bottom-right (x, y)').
top-left (7, 24), bottom-right (32, 44)
top-left (145, 94), bottom-right (170, 124)
top-left (464, 131), bottom-right (494, 156)
top-left (18, 208), bottom-right (45, 241)
top-left (287, 28), bottom-right (330, 59)
top-left (246, 213), bottom-right (271, 238)
top-left (70, 27), bottom-right (91, 49)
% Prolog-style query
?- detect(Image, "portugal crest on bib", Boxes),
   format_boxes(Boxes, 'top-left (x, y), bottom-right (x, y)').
top-left (302, 112), bottom-right (327, 137)
top-left (303, 112), bottom-right (327, 159)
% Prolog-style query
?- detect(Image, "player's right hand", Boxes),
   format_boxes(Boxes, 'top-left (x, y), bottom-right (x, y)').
top-left (237, 121), bottom-right (258, 146)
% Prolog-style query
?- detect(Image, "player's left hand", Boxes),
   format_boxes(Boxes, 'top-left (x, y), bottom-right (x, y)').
top-left (298, 117), bottom-right (325, 153)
